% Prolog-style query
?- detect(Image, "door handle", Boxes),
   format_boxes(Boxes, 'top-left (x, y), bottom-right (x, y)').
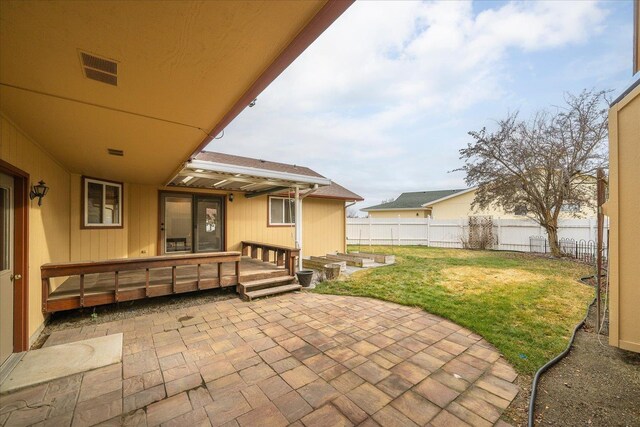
top-left (11, 274), bottom-right (22, 281)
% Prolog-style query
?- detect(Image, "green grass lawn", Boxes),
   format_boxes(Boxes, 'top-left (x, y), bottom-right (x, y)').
top-left (313, 246), bottom-right (594, 374)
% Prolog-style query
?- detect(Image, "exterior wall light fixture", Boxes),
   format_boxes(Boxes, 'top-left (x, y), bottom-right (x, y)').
top-left (30, 180), bottom-right (49, 206)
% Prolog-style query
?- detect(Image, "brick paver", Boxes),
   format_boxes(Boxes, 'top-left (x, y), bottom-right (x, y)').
top-left (0, 293), bottom-right (519, 426)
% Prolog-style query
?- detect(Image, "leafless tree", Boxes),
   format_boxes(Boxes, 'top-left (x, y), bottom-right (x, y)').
top-left (457, 89), bottom-right (609, 257)
top-left (346, 207), bottom-right (360, 218)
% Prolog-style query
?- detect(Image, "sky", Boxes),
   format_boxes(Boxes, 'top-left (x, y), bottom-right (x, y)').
top-left (206, 0), bottom-right (638, 213)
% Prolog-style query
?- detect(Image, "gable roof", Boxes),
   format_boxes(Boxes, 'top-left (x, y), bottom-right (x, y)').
top-left (361, 189), bottom-right (469, 211)
top-left (194, 151), bottom-right (363, 201)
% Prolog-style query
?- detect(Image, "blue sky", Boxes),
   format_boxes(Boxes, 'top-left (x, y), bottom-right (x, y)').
top-left (206, 0), bottom-right (637, 212)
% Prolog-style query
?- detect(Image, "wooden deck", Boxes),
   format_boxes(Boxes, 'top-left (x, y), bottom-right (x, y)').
top-left (43, 255), bottom-right (288, 313)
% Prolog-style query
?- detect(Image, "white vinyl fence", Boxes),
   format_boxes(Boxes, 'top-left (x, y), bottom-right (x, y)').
top-left (347, 217), bottom-right (608, 254)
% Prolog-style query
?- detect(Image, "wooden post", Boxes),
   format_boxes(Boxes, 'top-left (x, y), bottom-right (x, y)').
top-left (596, 168), bottom-right (606, 327)
top-left (242, 243), bottom-right (249, 256)
top-left (251, 246), bottom-right (258, 259)
top-left (235, 259), bottom-right (241, 282)
top-left (79, 274), bottom-right (85, 307)
top-left (145, 268), bottom-right (150, 297)
top-left (114, 271), bottom-right (119, 302)
top-left (197, 264), bottom-right (201, 290)
top-left (171, 266), bottom-right (176, 293)
top-left (276, 250), bottom-right (284, 267)
top-left (262, 248), bottom-right (270, 263)
top-left (41, 278), bottom-right (49, 313)
top-left (217, 263), bottom-right (222, 286)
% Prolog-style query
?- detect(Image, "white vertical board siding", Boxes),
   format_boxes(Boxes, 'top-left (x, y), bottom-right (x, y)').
top-left (347, 217), bottom-right (606, 252)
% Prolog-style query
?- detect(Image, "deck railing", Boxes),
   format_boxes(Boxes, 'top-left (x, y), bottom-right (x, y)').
top-left (241, 241), bottom-right (299, 276)
top-left (41, 252), bottom-right (241, 313)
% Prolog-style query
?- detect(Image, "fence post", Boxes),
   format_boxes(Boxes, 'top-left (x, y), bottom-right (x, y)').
top-left (368, 216), bottom-right (372, 247)
top-left (426, 217), bottom-right (431, 247)
top-left (496, 218), bottom-right (502, 250)
top-left (397, 216), bottom-right (401, 246)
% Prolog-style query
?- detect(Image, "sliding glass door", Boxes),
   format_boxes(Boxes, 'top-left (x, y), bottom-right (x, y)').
top-left (160, 193), bottom-right (224, 254)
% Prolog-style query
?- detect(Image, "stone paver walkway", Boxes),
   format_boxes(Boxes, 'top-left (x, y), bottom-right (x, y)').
top-left (0, 293), bottom-right (519, 427)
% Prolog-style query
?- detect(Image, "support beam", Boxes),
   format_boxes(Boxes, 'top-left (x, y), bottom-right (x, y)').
top-left (244, 186), bottom-right (290, 199)
top-left (295, 186), bottom-right (303, 271)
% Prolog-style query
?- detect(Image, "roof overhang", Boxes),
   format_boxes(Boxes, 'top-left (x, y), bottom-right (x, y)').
top-left (0, 0), bottom-right (353, 184)
top-left (361, 207), bottom-right (432, 212)
top-left (420, 187), bottom-right (477, 207)
top-left (634, 0), bottom-right (639, 74)
top-left (170, 159), bottom-right (332, 197)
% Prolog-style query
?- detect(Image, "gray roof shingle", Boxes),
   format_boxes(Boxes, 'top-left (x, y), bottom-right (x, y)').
top-left (362, 189), bottom-right (469, 211)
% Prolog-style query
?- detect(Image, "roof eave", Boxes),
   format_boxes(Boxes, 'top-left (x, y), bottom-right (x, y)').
top-left (171, 0), bottom-right (355, 183)
top-left (182, 159), bottom-right (332, 187)
top-left (420, 187), bottom-right (477, 207)
top-left (361, 207), bottom-right (431, 212)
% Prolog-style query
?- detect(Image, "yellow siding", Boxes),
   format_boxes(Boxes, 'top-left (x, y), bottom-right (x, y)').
top-left (429, 189), bottom-right (597, 220)
top-left (607, 83), bottom-right (640, 352)
top-left (127, 186), bottom-right (346, 258)
top-left (69, 174), bottom-right (128, 261)
top-left (0, 114), bottom-right (70, 338)
top-left (302, 198), bottom-right (346, 256)
top-left (369, 210), bottom-right (429, 218)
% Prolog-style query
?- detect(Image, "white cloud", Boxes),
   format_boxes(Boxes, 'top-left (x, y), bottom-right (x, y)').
top-left (207, 0), bottom-right (610, 208)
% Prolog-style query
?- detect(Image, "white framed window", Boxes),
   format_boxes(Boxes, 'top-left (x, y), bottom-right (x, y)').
top-left (513, 204), bottom-right (528, 216)
top-left (268, 196), bottom-right (295, 226)
top-left (82, 176), bottom-right (123, 228)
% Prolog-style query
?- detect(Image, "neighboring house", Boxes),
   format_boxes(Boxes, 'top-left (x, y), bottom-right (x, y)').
top-left (361, 189), bottom-right (468, 218)
top-left (0, 1), bottom-right (354, 366)
top-left (362, 187), bottom-right (597, 220)
top-left (606, 1), bottom-right (640, 353)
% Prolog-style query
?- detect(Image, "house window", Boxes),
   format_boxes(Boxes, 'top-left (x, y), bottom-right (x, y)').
top-left (561, 203), bottom-right (580, 213)
top-left (82, 177), bottom-right (123, 228)
top-left (513, 204), bottom-right (528, 216)
top-left (269, 196), bottom-right (295, 226)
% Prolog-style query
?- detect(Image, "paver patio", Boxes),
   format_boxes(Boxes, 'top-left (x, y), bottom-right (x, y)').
top-left (0, 293), bottom-right (519, 426)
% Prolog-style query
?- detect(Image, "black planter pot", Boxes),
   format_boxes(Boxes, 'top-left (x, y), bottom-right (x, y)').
top-left (296, 270), bottom-right (314, 287)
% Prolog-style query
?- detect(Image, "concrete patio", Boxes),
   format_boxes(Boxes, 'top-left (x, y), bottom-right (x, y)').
top-left (0, 293), bottom-right (519, 427)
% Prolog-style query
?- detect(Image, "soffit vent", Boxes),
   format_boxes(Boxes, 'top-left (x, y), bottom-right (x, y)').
top-left (107, 148), bottom-right (124, 156)
top-left (80, 51), bottom-right (118, 86)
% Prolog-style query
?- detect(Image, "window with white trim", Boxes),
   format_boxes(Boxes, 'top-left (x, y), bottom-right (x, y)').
top-left (269, 196), bottom-right (295, 225)
top-left (83, 177), bottom-right (123, 228)
top-left (513, 204), bottom-right (528, 216)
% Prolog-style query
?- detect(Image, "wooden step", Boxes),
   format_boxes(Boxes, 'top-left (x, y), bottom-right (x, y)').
top-left (240, 269), bottom-right (289, 282)
top-left (238, 275), bottom-right (295, 293)
top-left (324, 253), bottom-right (375, 267)
top-left (243, 283), bottom-right (302, 301)
top-left (343, 252), bottom-right (395, 264)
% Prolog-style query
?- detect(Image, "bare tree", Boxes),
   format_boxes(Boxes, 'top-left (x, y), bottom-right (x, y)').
top-left (346, 207), bottom-right (359, 218)
top-left (457, 89), bottom-right (609, 257)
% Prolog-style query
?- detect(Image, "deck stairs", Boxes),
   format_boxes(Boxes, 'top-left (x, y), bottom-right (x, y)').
top-left (238, 271), bottom-right (300, 301)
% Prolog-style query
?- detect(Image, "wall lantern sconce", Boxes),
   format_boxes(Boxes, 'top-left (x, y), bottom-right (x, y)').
top-left (228, 193), bottom-right (234, 202)
top-left (30, 180), bottom-right (49, 206)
